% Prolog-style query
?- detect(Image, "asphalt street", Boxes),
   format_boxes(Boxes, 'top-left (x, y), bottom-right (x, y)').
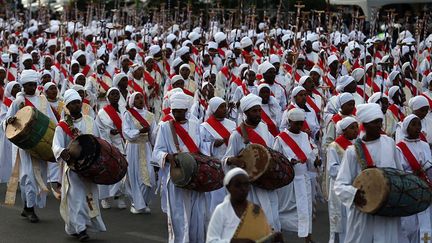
top-left (0, 183), bottom-right (329, 243)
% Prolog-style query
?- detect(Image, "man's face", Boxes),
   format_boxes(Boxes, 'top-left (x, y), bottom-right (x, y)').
top-left (66, 100), bottom-right (82, 115)
top-left (23, 82), bottom-right (37, 95)
top-left (172, 109), bottom-right (187, 122)
top-left (244, 105), bottom-right (262, 126)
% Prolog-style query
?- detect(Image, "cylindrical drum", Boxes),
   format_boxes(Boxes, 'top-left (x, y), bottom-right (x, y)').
top-left (67, 134), bottom-right (128, 185)
top-left (170, 153), bottom-right (224, 192)
top-left (6, 106), bottom-right (55, 162)
top-left (353, 167), bottom-right (432, 217)
top-left (239, 144), bottom-right (294, 190)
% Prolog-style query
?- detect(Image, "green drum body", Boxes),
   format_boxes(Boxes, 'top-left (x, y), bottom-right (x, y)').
top-left (6, 106), bottom-right (56, 162)
top-left (353, 167), bottom-right (432, 217)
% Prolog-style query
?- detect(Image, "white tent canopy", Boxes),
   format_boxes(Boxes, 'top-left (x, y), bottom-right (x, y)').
top-left (330, 0), bottom-right (431, 20)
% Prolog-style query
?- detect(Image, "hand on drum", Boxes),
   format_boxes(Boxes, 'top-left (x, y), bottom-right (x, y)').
top-left (7, 116), bottom-right (16, 124)
top-left (214, 139), bottom-right (225, 148)
top-left (60, 149), bottom-right (71, 162)
top-left (110, 129), bottom-right (119, 135)
top-left (354, 189), bottom-right (367, 207)
top-left (166, 154), bottom-right (177, 165)
top-left (228, 156), bottom-right (246, 168)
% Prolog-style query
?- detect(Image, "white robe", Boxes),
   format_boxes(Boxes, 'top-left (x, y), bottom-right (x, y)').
top-left (395, 138), bottom-right (432, 243)
top-left (273, 130), bottom-right (313, 237)
top-left (206, 196), bottom-right (241, 243)
top-left (52, 115), bottom-right (106, 235)
top-left (334, 135), bottom-right (403, 243)
top-left (0, 100), bottom-right (14, 183)
top-left (223, 122), bottom-right (280, 231)
top-left (96, 107), bottom-right (126, 199)
top-left (123, 109), bottom-right (158, 211)
top-left (5, 94), bottom-right (57, 208)
top-left (152, 118), bottom-right (209, 243)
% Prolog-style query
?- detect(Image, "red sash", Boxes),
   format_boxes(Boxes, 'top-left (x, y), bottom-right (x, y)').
top-left (334, 135), bottom-right (352, 150)
top-left (323, 75), bottom-right (335, 90)
top-left (54, 62), bottom-right (68, 78)
top-left (420, 132), bottom-right (427, 142)
top-left (388, 104), bottom-right (405, 121)
top-left (220, 66), bottom-right (231, 79)
top-left (128, 79), bottom-right (144, 94)
top-left (161, 114), bottom-right (173, 122)
top-left (50, 105), bottom-right (61, 122)
top-left (421, 93), bottom-right (432, 109)
top-left (128, 108), bottom-right (150, 128)
top-left (283, 64), bottom-right (292, 73)
top-left (261, 109), bottom-right (279, 136)
top-left (58, 121), bottom-right (75, 139)
top-left (92, 73), bottom-right (110, 92)
top-left (278, 131), bottom-right (307, 163)
top-left (81, 65), bottom-right (91, 76)
top-left (397, 141), bottom-right (432, 187)
top-left (331, 113), bottom-right (343, 124)
top-left (356, 86), bottom-right (369, 101)
top-left (7, 70), bottom-right (15, 81)
top-left (306, 96), bottom-right (320, 116)
top-left (24, 98), bottom-right (35, 108)
top-left (241, 83), bottom-right (250, 95)
top-left (173, 121), bottom-right (199, 153)
top-left (144, 71), bottom-right (156, 86)
top-left (206, 115), bottom-right (231, 145)
top-left (404, 79), bottom-right (418, 96)
top-left (3, 97), bottom-right (12, 107)
top-left (360, 140), bottom-right (375, 167)
top-left (103, 105), bottom-right (123, 138)
top-left (236, 126), bottom-right (267, 147)
top-left (83, 98), bottom-right (90, 104)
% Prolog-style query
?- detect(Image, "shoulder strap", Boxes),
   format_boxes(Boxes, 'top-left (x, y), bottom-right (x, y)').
top-left (240, 122), bottom-right (250, 145)
top-left (169, 120), bottom-right (181, 153)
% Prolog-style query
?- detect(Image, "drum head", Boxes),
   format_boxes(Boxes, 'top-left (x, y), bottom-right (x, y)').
top-left (239, 144), bottom-right (271, 182)
top-left (67, 134), bottom-right (100, 171)
top-left (353, 168), bottom-right (390, 214)
top-left (6, 106), bottom-right (35, 139)
top-left (171, 153), bottom-right (197, 187)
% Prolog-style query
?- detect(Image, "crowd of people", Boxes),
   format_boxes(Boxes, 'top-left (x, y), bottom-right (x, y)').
top-left (0, 7), bottom-right (431, 243)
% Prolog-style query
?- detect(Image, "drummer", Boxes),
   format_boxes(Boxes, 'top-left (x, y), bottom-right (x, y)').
top-left (223, 94), bottom-right (281, 231)
top-left (152, 92), bottom-right (208, 243)
top-left (52, 89), bottom-right (106, 242)
top-left (395, 114), bottom-right (432, 243)
top-left (273, 108), bottom-right (315, 242)
top-left (334, 103), bottom-right (403, 243)
top-left (5, 69), bottom-right (58, 223)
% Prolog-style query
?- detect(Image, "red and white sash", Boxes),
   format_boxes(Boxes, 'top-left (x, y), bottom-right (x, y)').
top-left (397, 141), bottom-right (432, 187)
top-left (236, 125), bottom-right (267, 147)
top-left (261, 109), bottom-right (279, 136)
top-left (172, 121), bottom-right (199, 153)
top-left (278, 131), bottom-right (307, 163)
top-left (103, 105), bottom-right (124, 139)
top-left (128, 108), bottom-right (150, 128)
top-left (205, 115), bottom-right (231, 145)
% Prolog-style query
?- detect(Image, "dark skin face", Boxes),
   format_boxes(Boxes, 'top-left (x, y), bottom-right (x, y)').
top-left (296, 58), bottom-right (305, 69)
top-left (10, 84), bottom-right (21, 98)
top-left (128, 49), bottom-right (137, 61)
top-left (340, 100), bottom-right (355, 116)
top-left (413, 106), bottom-right (429, 120)
top-left (209, 74), bottom-right (216, 86)
top-left (329, 61), bottom-right (339, 73)
top-left (180, 67), bottom-right (190, 80)
top-left (429, 81), bottom-right (432, 92)
top-left (380, 97), bottom-right (389, 114)
top-left (77, 55), bottom-right (86, 66)
top-left (244, 105), bottom-right (262, 127)
top-left (45, 85), bottom-right (58, 100)
top-left (32, 53), bottom-right (39, 64)
top-left (302, 77), bottom-right (315, 92)
top-left (343, 122), bottom-right (359, 140)
top-left (0, 70), bottom-right (5, 81)
top-left (259, 87), bottom-right (271, 104)
top-left (77, 90), bottom-right (86, 99)
top-left (288, 120), bottom-right (304, 134)
top-left (247, 71), bottom-right (256, 85)
top-left (132, 67), bottom-right (144, 80)
top-left (172, 109), bottom-right (187, 122)
top-left (133, 93), bottom-right (145, 109)
top-left (23, 59), bottom-right (33, 69)
top-left (118, 77), bottom-right (129, 90)
top-left (108, 89), bottom-right (120, 106)
top-left (66, 100), bottom-right (82, 118)
top-left (363, 118), bottom-right (383, 141)
top-left (263, 68), bottom-right (276, 85)
top-left (227, 174), bottom-right (250, 205)
top-left (145, 59), bottom-right (154, 71)
top-left (96, 64), bottom-right (105, 74)
top-left (172, 80), bottom-right (185, 89)
top-left (23, 82), bottom-right (37, 95)
top-left (393, 90), bottom-right (406, 106)
top-left (41, 74), bottom-right (51, 85)
top-left (294, 90), bottom-right (307, 107)
top-left (121, 59), bottom-right (131, 69)
top-left (273, 62), bottom-right (280, 73)
top-left (202, 85), bottom-right (215, 100)
top-left (71, 64), bottom-right (80, 75)
top-left (406, 117), bottom-right (422, 140)
top-left (214, 103), bottom-right (227, 120)
top-left (310, 71), bottom-right (320, 86)
top-left (343, 81), bottom-right (357, 93)
top-left (75, 75), bottom-right (86, 86)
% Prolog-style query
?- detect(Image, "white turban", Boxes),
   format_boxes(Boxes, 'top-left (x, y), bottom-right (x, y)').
top-left (144, 56), bottom-right (153, 63)
top-left (21, 53), bottom-right (32, 63)
top-left (356, 103), bottom-right (384, 123)
top-left (170, 92), bottom-right (192, 110)
top-left (388, 71), bottom-right (400, 83)
top-left (287, 108), bottom-right (306, 122)
top-left (310, 66), bottom-right (322, 76)
top-left (180, 63), bottom-right (191, 71)
top-left (125, 42), bottom-right (137, 52)
top-left (207, 97), bottom-right (225, 116)
top-left (402, 62), bottom-right (411, 73)
top-left (409, 96), bottom-right (429, 111)
top-left (351, 68), bottom-right (365, 82)
top-left (368, 92), bottom-right (388, 104)
top-left (64, 89), bottom-right (82, 105)
top-left (214, 32), bottom-right (226, 44)
top-left (208, 41), bottom-right (218, 50)
top-left (269, 54), bottom-right (280, 64)
top-left (72, 50), bottom-right (86, 60)
top-left (43, 82), bottom-right (56, 91)
top-left (171, 75), bottom-right (184, 85)
top-left (149, 45), bottom-right (161, 56)
top-left (388, 86), bottom-right (400, 100)
top-left (336, 116), bottom-right (358, 135)
top-left (298, 76), bottom-right (311, 86)
top-left (1, 53), bottom-right (10, 63)
top-left (223, 168), bottom-right (248, 187)
top-left (8, 44), bottom-right (18, 54)
top-left (71, 84), bottom-right (85, 92)
top-left (240, 37), bottom-right (253, 49)
top-left (128, 91), bottom-right (142, 108)
top-left (292, 86), bottom-right (306, 98)
top-left (47, 39), bottom-right (57, 47)
top-left (172, 57), bottom-right (183, 69)
top-left (113, 73), bottom-right (127, 88)
top-left (328, 54), bottom-right (338, 65)
top-left (336, 75), bottom-right (355, 92)
top-left (20, 70), bottom-right (39, 84)
top-left (258, 61), bottom-right (275, 74)
top-left (176, 46), bottom-right (189, 57)
top-left (240, 94), bottom-right (262, 112)
top-left (257, 83), bottom-right (271, 94)
top-left (106, 87), bottom-right (120, 102)
top-left (166, 33), bottom-right (176, 43)
top-left (401, 114), bottom-right (420, 138)
top-left (5, 81), bottom-right (20, 98)
top-left (339, 92), bottom-right (355, 107)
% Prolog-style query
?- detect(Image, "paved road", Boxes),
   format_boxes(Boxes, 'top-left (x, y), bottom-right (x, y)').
top-left (0, 184), bottom-right (329, 243)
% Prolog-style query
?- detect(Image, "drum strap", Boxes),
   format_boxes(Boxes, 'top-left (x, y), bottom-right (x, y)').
top-left (169, 120), bottom-right (181, 153)
top-left (170, 121), bottom-right (199, 153)
top-left (397, 141), bottom-right (432, 187)
top-left (4, 152), bottom-right (21, 205)
top-left (354, 138), bottom-right (375, 169)
top-left (32, 159), bottom-right (49, 193)
top-left (278, 132), bottom-right (307, 163)
top-left (237, 123), bottom-right (267, 146)
top-left (260, 109), bottom-right (279, 137)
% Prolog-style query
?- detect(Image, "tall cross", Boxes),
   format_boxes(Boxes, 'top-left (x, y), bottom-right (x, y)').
top-left (422, 233), bottom-right (431, 243)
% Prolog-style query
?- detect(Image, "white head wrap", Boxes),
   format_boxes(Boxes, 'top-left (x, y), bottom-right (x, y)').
top-left (388, 86), bottom-right (400, 101)
top-left (5, 81), bottom-right (20, 98)
top-left (180, 63), bottom-right (191, 71)
top-left (388, 71), bottom-right (400, 83)
top-left (328, 55), bottom-right (338, 65)
top-left (171, 75), bottom-right (184, 85)
top-left (269, 54), bottom-right (280, 64)
top-left (214, 32), bottom-right (226, 44)
top-left (113, 73), bottom-right (127, 87)
top-left (401, 114), bottom-right (420, 138)
top-left (176, 46), bottom-right (189, 57)
top-left (339, 92), bottom-right (355, 107)
top-left (240, 94), bottom-right (262, 112)
top-left (71, 84), bottom-right (85, 92)
top-left (240, 37), bottom-right (253, 49)
top-left (20, 70), bottom-right (39, 84)
top-left (336, 75), bottom-right (355, 92)
top-left (298, 76), bottom-right (311, 86)
top-left (258, 61), bottom-right (275, 75)
top-left (43, 82), bottom-right (56, 91)
top-left (351, 68), bottom-right (365, 82)
top-left (408, 96), bottom-right (429, 111)
top-left (257, 83), bottom-right (271, 94)
top-left (368, 92), bottom-right (388, 104)
top-left (21, 53), bottom-right (32, 63)
top-left (292, 86), bottom-right (306, 98)
top-left (128, 92), bottom-right (143, 108)
top-left (336, 116), bottom-right (358, 135)
top-left (207, 97), bottom-right (226, 116)
top-left (356, 103), bottom-right (384, 123)
top-left (170, 92), bottom-right (193, 110)
top-left (223, 168), bottom-right (248, 187)
top-left (287, 108), bottom-right (306, 122)
top-left (64, 89), bottom-right (82, 105)
top-left (149, 45), bottom-right (161, 56)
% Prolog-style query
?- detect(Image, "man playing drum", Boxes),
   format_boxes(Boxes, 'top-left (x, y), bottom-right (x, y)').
top-left (223, 94), bottom-right (281, 232)
top-left (52, 89), bottom-right (106, 242)
top-left (152, 92), bottom-right (208, 243)
top-left (5, 69), bottom-right (58, 223)
top-left (334, 103), bottom-right (403, 243)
